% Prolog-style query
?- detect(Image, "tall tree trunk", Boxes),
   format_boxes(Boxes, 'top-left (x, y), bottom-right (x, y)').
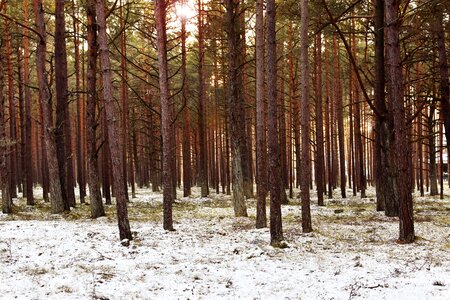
top-left (33, 0), bottom-right (65, 213)
top-left (428, 103), bottom-right (438, 196)
top-left (432, 3), bottom-right (450, 159)
top-left (226, 0), bottom-right (248, 217)
top-left (73, 3), bottom-right (86, 204)
top-left (155, 0), bottom-right (174, 230)
top-left (266, 0), bottom-right (283, 245)
top-left (1, 37), bottom-right (12, 214)
top-left (314, 33), bottom-right (325, 206)
top-left (5, 17), bottom-right (17, 199)
top-left (181, 5), bottom-right (191, 197)
top-left (86, 0), bottom-right (104, 218)
top-left (255, 0), bottom-right (267, 228)
top-left (55, 0), bottom-right (75, 209)
top-left (335, 42), bottom-right (346, 199)
top-left (95, 0), bottom-right (132, 241)
top-left (23, 0), bottom-right (34, 205)
top-left (197, 0), bottom-right (209, 198)
top-left (385, 0), bottom-right (414, 243)
top-left (300, 0), bottom-right (313, 233)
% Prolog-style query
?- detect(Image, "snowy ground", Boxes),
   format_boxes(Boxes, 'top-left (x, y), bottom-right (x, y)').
top-left (1, 186), bottom-right (449, 299)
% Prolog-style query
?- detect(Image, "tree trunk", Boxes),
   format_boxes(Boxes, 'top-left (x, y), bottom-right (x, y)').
top-left (155, 0), bottom-right (174, 230)
top-left (255, 0), bottom-right (267, 228)
top-left (385, 0), bottom-right (414, 243)
top-left (432, 3), bottom-right (450, 159)
top-left (86, 0), bottom-right (105, 218)
top-left (1, 37), bottom-right (12, 214)
top-left (266, 0), bottom-right (283, 245)
top-left (181, 5), bottom-right (191, 197)
top-left (314, 33), bottom-right (325, 206)
top-left (95, 0), bottom-right (132, 241)
top-left (33, 0), bottom-right (66, 213)
top-left (55, 0), bottom-right (75, 209)
top-left (300, 0), bottom-right (313, 233)
top-left (197, 0), bottom-right (209, 198)
top-left (226, 0), bottom-right (248, 217)
top-left (23, 0), bottom-right (34, 205)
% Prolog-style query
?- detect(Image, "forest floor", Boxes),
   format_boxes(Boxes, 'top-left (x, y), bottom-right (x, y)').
top-left (0, 185), bottom-right (449, 299)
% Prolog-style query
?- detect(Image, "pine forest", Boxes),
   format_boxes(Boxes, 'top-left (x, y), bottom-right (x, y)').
top-left (0, 0), bottom-right (449, 298)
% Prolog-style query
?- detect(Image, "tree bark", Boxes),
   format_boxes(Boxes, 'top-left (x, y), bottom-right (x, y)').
top-left (197, 0), bottom-right (209, 198)
top-left (300, 0), bottom-right (313, 233)
top-left (155, 0), bottom-right (174, 230)
top-left (314, 33), bottom-right (325, 206)
top-left (86, 0), bottom-right (105, 218)
top-left (0, 36), bottom-right (12, 214)
top-left (33, 0), bottom-right (66, 213)
top-left (55, 0), bottom-right (76, 209)
top-left (226, 0), bottom-right (248, 217)
top-left (266, 0), bottom-right (283, 245)
top-left (95, 0), bottom-right (132, 241)
top-left (23, 0), bottom-right (34, 205)
top-left (255, 0), bottom-right (267, 228)
top-left (385, 0), bottom-right (414, 243)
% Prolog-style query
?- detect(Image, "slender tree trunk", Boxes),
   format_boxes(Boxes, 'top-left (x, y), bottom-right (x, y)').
top-left (23, 0), bottom-right (34, 205)
top-left (300, 0), bottom-right (312, 233)
top-left (226, 0), bottom-right (248, 217)
top-left (1, 38), bottom-right (12, 214)
top-left (73, 4), bottom-right (86, 204)
top-left (314, 34), bottom-right (325, 206)
top-left (181, 6), bottom-right (191, 197)
top-left (428, 103), bottom-right (438, 196)
top-left (155, 0), bottom-right (174, 230)
top-left (34, 0), bottom-right (65, 213)
top-left (5, 17), bottom-right (17, 199)
top-left (197, 0), bottom-right (209, 198)
top-left (255, 0), bottom-right (267, 228)
top-left (55, 0), bottom-right (75, 209)
top-left (432, 3), bottom-right (450, 158)
top-left (86, 0), bottom-right (104, 218)
top-left (266, 0), bottom-right (283, 245)
top-left (385, 0), bottom-right (414, 243)
top-left (95, 0), bottom-right (132, 241)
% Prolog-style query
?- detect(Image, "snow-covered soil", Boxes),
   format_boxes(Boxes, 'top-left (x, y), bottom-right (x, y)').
top-left (1, 186), bottom-right (449, 299)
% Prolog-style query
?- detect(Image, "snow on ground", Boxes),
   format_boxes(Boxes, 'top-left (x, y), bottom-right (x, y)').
top-left (0, 186), bottom-right (449, 299)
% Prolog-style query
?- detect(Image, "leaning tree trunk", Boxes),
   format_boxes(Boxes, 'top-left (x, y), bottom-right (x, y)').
top-left (33, 0), bottom-right (66, 213)
top-left (226, 0), bottom-right (248, 217)
top-left (266, 0), bottom-right (283, 245)
top-left (385, 0), bottom-right (414, 243)
top-left (95, 0), bottom-right (132, 241)
top-left (155, 0), bottom-right (174, 230)
top-left (86, 0), bottom-right (105, 218)
top-left (255, 0), bottom-right (267, 228)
